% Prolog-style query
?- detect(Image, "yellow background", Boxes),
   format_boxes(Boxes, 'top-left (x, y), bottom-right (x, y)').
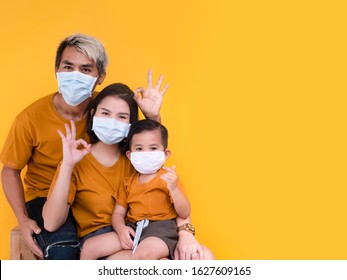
top-left (0, 0), bottom-right (346, 260)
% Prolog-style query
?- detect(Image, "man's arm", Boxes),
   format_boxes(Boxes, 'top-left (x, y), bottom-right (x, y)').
top-left (175, 216), bottom-right (215, 260)
top-left (174, 216), bottom-right (203, 260)
top-left (1, 165), bottom-right (43, 258)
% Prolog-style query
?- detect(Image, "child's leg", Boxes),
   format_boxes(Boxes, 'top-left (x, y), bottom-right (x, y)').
top-left (80, 232), bottom-right (122, 260)
top-left (132, 237), bottom-right (169, 260)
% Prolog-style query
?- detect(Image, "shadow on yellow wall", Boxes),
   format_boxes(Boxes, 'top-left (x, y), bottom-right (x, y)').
top-left (1, 0), bottom-right (347, 260)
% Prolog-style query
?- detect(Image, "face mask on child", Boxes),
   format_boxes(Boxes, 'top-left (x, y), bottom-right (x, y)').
top-left (130, 151), bottom-right (165, 174)
top-left (92, 116), bottom-right (131, 145)
top-left (57, 71), bottom-right (97, 106)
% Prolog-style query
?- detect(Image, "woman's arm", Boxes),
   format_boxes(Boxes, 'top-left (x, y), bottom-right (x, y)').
top-left (43, 120), bottom-right (91, 231)
top-left (42, 164), bottom-right (73, 231)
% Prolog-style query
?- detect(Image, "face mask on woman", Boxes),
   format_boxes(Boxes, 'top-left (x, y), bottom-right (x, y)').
top-left (130, 151), bottom-right (166, 174)
top-left (57, 71), bottom-right (97, 106)
top-left (92, 116), bottom-right (131, 145)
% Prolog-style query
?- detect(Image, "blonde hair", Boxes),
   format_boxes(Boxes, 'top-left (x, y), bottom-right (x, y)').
top-left (55, 33), bottom-right (108, 74)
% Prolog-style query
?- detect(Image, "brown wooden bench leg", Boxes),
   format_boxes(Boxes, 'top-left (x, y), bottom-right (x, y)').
top-left (10, 226), bottom-right (21, 260)
top-left (10, 226), bottom-right (42, 260)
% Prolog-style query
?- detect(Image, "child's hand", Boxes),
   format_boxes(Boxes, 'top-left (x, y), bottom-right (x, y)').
top-left (118, 226), bottom-right (135, 250)
top-left (161, 166), bottom-right (178, 191)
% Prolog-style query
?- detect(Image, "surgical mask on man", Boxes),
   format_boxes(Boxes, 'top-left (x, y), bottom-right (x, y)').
top-left (92, 116), bottom-right (131, 145)
top-left (130, 151), bottom-right (166, 174)
top-left (57, 71), bottom-right (97, 106)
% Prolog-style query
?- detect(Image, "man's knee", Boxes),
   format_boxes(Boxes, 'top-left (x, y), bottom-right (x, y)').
top-left (45, 243), bottom-right (80, 260)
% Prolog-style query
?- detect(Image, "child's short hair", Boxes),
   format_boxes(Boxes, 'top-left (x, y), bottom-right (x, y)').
top-left (124, 119), bottom-right (168, 152)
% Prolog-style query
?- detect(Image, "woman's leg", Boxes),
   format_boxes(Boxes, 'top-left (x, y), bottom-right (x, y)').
top-left (107, 249), bottom-right (132, 260)
top-left (80, 231), bottom-right (122, 260)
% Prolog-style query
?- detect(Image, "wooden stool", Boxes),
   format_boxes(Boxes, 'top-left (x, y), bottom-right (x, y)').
top-left (10, 226), bottom-right (42, 260)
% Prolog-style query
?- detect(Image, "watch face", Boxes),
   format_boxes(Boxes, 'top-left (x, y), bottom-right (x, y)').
top-left (178, 223), bottom-right (195, 235)
top-left (187, 224), bottom-right (194, 231)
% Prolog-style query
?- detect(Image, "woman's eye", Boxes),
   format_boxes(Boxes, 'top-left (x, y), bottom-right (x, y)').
top-left (118, 115), bottom-right (129, 120)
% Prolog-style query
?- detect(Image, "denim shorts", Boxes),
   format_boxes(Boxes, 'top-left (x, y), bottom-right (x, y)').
top-left (26, 197), bottom-right (80, 260)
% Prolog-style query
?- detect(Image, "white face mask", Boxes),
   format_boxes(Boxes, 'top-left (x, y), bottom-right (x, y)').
top-left (130, 151), bottom-right (165, 174)
top-left (57, 71), bottom-right (97, 106)
top-left (92, 116), bottom-right (130, 145)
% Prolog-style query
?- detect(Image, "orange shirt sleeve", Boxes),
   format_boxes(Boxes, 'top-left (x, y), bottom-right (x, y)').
top-left (0, 117), bottom-right (33, 170)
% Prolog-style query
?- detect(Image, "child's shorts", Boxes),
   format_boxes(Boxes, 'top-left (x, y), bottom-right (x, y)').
top-left (127, 218), bottom-right (178, 259)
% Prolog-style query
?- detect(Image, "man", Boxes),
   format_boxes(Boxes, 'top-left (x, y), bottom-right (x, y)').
top-left (1, 34), bottom-right (166, 259)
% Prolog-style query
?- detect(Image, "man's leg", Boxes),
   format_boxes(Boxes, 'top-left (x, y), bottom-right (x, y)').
top-left (26, 197), bottom-right (80, 260)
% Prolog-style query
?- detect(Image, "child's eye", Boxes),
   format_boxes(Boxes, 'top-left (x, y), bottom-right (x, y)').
top-left (135, 147), bottom-right (142, 151)
top-left (101, 112), bottom-right (110, 116)
top-left (150, 147), bottom-right (158, 151)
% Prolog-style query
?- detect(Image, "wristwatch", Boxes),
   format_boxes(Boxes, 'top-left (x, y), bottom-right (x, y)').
top-left (177, 223), bottom-right (195, 235)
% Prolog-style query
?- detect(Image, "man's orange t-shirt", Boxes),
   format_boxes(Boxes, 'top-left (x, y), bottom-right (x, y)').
top-left (0, 93), bottom-right (91, 202)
